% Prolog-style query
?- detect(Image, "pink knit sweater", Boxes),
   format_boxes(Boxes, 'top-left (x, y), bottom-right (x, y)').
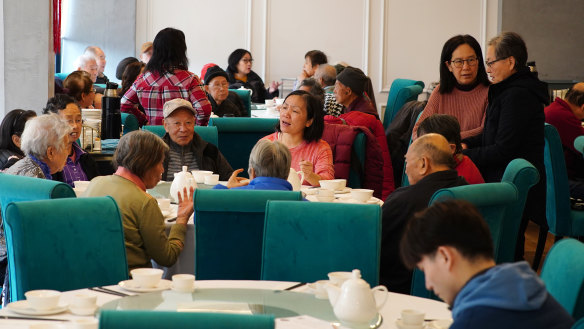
top-left (414, 84), bottom-right (489, 139)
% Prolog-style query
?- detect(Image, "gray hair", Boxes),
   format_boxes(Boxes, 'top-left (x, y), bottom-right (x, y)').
top-left (488, 31), bottom-right (528, 69)
top-left (315, 64), bottom-right (337, 87)
top-left (113, 130), bottom-right (169, 178)
top-left (84, 46), bottom-right (102, 57)
top-left (248, 140), bottom-right (291, 179)
top-left (74, 54), bottom-right (96, 69)
top-left (20, 114), bottom-right (71, 159)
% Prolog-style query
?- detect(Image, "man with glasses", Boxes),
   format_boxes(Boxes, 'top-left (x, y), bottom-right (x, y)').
top-left (161, 98), bottom-right (234, 181)
top-left (202, 65), bottom-right (246, 117)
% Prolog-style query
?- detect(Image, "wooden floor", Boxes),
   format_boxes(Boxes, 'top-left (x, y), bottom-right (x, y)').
top-left (524, 221), bottom-right (556, 273)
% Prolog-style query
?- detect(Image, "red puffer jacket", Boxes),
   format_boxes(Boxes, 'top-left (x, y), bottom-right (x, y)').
top-left (325, 111), bottom-right (395, 199)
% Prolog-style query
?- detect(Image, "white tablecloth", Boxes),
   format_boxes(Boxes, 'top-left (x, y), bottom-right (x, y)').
top-left (0, 280), bottom-right (451, 328)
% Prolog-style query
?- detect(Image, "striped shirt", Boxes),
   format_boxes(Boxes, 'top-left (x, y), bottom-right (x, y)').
top-left (166, 143), bottom-right (199, 180)
top-left (413, 84), bottom-right (489, 139)
top-left (324, 93), bottom-right (344, 117)
top-left (263, 132), bottom-right (335, 186)
top-left (121, 70), bottom-right (212, 126)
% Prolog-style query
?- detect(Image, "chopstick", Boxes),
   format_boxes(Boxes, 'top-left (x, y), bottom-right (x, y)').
top-left (89, 287), bottom-right (130, 297)
top-left (283, 282), bottom-right (307, 291)
top-left (0, 315), bottom-right (68, 322)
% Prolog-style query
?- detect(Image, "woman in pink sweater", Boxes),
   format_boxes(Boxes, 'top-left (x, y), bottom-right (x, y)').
top-left (414, 35), bottom-right (490, 140)
top-left (263, 90), bottom-right (334, 186)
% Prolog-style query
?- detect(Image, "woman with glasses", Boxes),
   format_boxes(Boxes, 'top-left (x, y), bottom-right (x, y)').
top-left (0, 109), bottom-right (37, 170)
top-left (462, 31), bottom-right (549, 261)
top-left (43, 94), bottom-right (99, 187)
top-left (202, 64), bottom-right (246, 117)
top-left (63, 70), bottom-right (98, 109)
top-left (413, 35), bottom-right (490, 139)
top-left (262, 90), bottom-right (334, 186)
top-left (226, 48), bottom-right (280, 103)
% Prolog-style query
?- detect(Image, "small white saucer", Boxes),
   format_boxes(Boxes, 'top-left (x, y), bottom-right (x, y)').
top-left (427, 319), bottom-right (453, 329)
top-left (69, 305), bottom-right (97, 316)
top-left (395, 319), bottom-right (424, 329)
top-left (171, 283), bottom-right (195, 293)
top-left (6, 300), bottom-right (68, 316)
top-left (119, 279), bottom-right (172, 292)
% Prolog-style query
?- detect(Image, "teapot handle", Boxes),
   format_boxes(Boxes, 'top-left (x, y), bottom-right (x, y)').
top-left (371, 285), bottom-right (388, 309)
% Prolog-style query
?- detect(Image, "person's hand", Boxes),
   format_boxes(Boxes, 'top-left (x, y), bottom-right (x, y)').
top-left (461, 143), bottom-right (468, 150)
top-left (226, 168), bottom-right (250, 189)
top-left (269, 81), bottom-right (281, 93)
top-left (299, 160), bottom-right (314, 177)
top-left (176, 186), bottom-right (194, 225)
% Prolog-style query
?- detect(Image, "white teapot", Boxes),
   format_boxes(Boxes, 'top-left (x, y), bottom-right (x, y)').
top-left (170, 166), bottom-right (197, 203)
top-left (287, 168), bottom-right (305, 191)
top-left (325, 269), bottom-right (388, 328)
top-left (238, 86), bottom-right (253, 97)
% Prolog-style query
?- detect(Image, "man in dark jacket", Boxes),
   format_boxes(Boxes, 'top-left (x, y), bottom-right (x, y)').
top-left (202, 65), bottom-right (247, 117)
top-left (400, 200), bottom-right (574, 329)
top-left (381, 133), bottom-right (467, 293)
top-left (161, 98), bottom-right (233, 181)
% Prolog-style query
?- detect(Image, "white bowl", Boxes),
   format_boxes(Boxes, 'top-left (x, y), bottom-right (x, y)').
top-left (191, 170), bottom-right (213, 183)
top-left (327, 271), bottom-right (353, 286)
top-left (350, 189), bottom-right (374, 202)
top-left (316, 195), bottom-right (335, 202)
top-left (204, 174), bottom-right (220, 185)
top-left (131, 268), bottom-right (163, 288)
top-left (319, 179), bottom-right (346, 191)
top-left (25, 290), bottom-right (61, 311)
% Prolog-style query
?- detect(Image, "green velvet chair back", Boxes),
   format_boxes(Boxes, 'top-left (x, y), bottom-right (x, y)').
top-left (383, 79), bottom-right (424, 129)
top-left (208, 117), bottom-right (278, 177)
top-left (544, 123), bottom-right (584, 236)
top-left (500, 158), bottom-right (539, 262)
top-left (412, 182), bottom-right (519, 299)
top-left (574, 136), bottom-right (584, 156)
top-left (99, 310), bottom-right (275, 329)
top-left (573, 318), bottom-right (584, 329)
top-left (121, 113), bottom-right (139, 135)
top-left (55, 72), bottom-right (69, 81)
top-left (4, 197), bottom-right (128, 301)
top-left (347, 132), bottom-right (367, 188)
top-left (229, 88), bottom-right (252, 117)
top-left (541, 238), bottom-right (584, 320)
top-left (194, 189), bottom-right (302, 280)
top-left (261, 201), bottom-right (382, 286)
top-left (142, 125), bottom-right (219, 146)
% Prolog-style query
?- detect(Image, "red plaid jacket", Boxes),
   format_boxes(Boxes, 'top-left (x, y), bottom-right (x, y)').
top-left (120, 70), bottom-right (211, 126)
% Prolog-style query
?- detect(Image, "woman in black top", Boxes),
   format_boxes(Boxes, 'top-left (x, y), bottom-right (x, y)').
top-left (0, 109), bottom-right (37, 170)
top-left (226, 48), bottom-right (280, 103)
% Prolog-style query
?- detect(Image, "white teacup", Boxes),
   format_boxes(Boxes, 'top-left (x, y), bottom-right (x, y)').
top-left (70, 293), bottom-right (97, 309)
top-left (401, 309), bottom-right (425, 325)
top-left (275, 98), bottom-right (285, 106)
top-left (25, 290), bottom-right (61, 311)
top-left (350, 189), bottom-right (374, 203)
top-left (157, 198), bottom-right (171, 211)
top-left (265, 99), bottom-right (275, 107)
top-left (319, 179), bottom-right (346, 191)
top-left (316, 188), bottom-right (335, 202)
top-left (172, 274), bottom-right (195, 292)
top-left (191, 170), bottom-right (213, 183)
top-left (131, 268), bottom-right (163, 288)
top-left (327, 271), bottom-right (353, 286)
top-left (313, 280), bottom-right (329, 299)
top-left (204, 174), bottom-right (220, 185)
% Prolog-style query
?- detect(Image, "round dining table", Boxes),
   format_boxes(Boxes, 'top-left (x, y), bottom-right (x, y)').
top-left (0, 280), bottom-right (452, 329)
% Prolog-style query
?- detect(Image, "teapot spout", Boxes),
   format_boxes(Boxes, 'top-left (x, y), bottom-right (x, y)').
top-left (325, 283), bottom-right (341, 306)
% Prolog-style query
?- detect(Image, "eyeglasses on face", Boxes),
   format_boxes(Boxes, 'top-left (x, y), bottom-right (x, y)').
top-left (485, 57), bottom-right (509, 68)
top-left (241, 58), bottom-right (253, 64)
top-left (449, 57), bottom-right (478, 68)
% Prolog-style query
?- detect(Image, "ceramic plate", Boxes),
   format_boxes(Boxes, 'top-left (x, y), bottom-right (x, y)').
top-left (6, 300), bottom-right (68, 316)
top-left (427, 319), bottom-right (453, 329)
top-left (119, 279), bottom-right (172, 293)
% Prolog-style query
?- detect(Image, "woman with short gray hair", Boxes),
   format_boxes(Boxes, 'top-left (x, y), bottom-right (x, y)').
top-left (5, 114), bottom-right (71, 179)
top-left (215, 139), bottom-right (293, 191)
top-left (84, 130), bottom-right (194, 271)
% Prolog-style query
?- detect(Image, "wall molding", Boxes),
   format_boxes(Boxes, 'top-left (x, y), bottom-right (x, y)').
top-left (362, 0), bottom-right (371, 74)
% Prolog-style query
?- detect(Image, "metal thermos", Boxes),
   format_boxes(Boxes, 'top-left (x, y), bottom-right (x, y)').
top-left (101, 82), bottom-right (122, 139)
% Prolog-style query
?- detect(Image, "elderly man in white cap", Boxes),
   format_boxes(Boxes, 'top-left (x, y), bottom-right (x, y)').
top-left (161, 98), bottom-right (234, 181)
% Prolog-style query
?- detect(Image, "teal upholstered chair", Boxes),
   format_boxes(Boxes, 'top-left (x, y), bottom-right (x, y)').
top-left (121, 113), bottom-right (139, 135)
top-left (194, 189), bottom-right (302, 280)
top-left (541, 238), bottom-right (584, 320)
top-left (347, 132), bottom-right (367, 188)
top-left (383, 79), bottom-right (425, 129)
top-left (261, 201), bottom-right (382, 286)
top-left (533, 124), bottom-right (584, 270)
top-left (400, 111), bottom-right (424, 188)
top-left (142, 125), bottom-right (219, 146)
top-left (575, 136), bottom-right (584, 155)
top-left (411, 182), bottom-right (519, 299)
top-left (4, 197), bottom-right (128, 301)
top-left (55, 72), bottom-right (69, 81)
top-left (99, 310), bottom-right (275, 329)
top-left (208, 117), bottom-right (278, 177)
top-left (573, 318), bottom-right (584, 329)
top-left (230, 88), bottom-right (252, 117)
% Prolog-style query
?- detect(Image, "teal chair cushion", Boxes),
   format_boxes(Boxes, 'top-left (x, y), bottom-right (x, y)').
top-left (575, 136), bottom-right (584, 156)
top-left (55, 72), bottom-right (69, 81)
top-left (573, 318), bottom-right (584, 329)
top-left (142, 125), bottom-right (219, 146)
top-left (99, 310), bottom-right (274, 329)
top-left (347, 132), bottom-right (366, 188)
top-left (541, 239), bottom-right (584, 320)
top-left (383, 79), bottom-right (424, 129)
top-left (194, 189), bottom-right (302, 280)
top-left (121, 113), bottom-right (139, 135)
top-left (208, 117), bottom-right (278, 177)
top-left (4, 197), bottom-right (128, 301)
top-left (230, 89), bottom-right (252, 117)
top-left (261, 201), bottom-right (381, 286)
